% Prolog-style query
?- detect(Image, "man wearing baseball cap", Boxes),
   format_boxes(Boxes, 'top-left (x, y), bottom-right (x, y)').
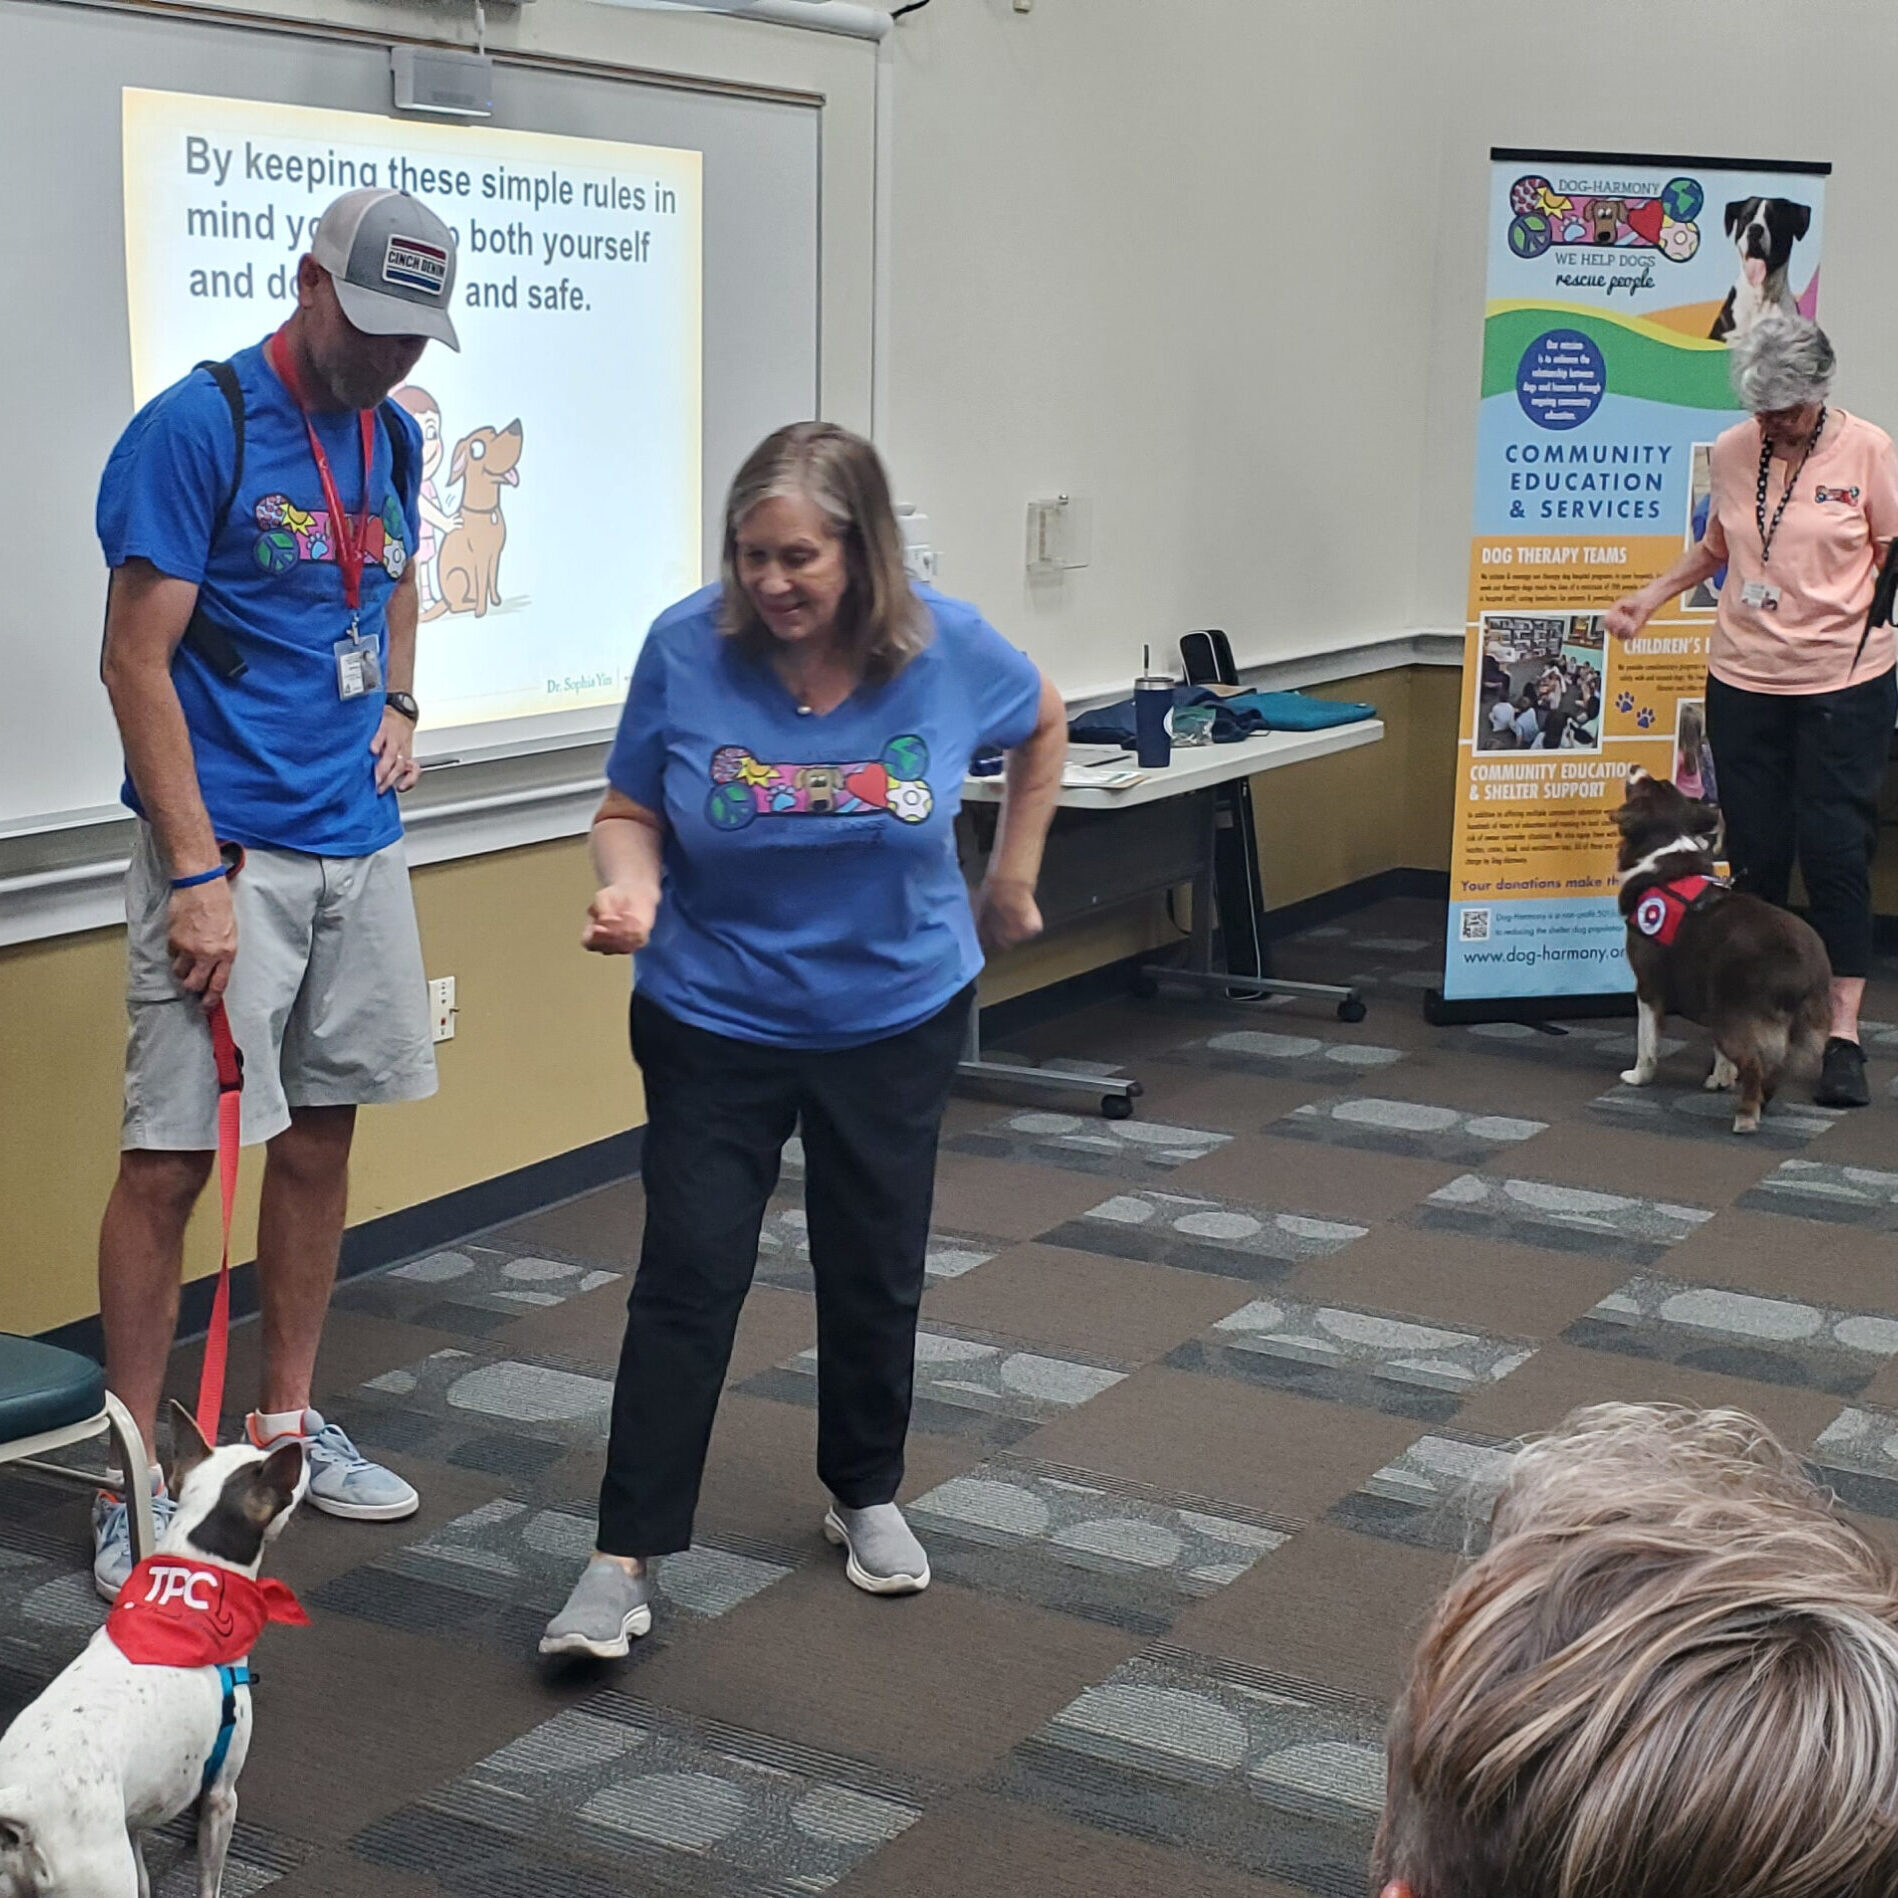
top-left (90, 190), bottom-right (460, 1598)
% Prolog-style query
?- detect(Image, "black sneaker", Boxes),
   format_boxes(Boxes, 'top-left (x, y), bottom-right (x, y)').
top-left (1815, 1036), bottom-right (1870, 1109)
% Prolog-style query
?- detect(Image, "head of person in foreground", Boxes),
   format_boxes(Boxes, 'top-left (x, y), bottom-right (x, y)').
top-left (1373, 1402), bottom-right (1898, 1898)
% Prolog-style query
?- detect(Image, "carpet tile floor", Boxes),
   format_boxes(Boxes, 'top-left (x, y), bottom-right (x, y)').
top-left (9, 897), bottom-right (1898, 1894)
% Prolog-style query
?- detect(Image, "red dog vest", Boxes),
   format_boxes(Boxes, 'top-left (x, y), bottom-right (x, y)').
top-left (106, 1556), bottom-right (308, 1668)
top-left (1631, 873), bottom-right (1728, 947)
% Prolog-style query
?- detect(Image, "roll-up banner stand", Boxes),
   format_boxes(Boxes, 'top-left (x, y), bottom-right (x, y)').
top-left (1427, 148), bottom-right (1830, 1025)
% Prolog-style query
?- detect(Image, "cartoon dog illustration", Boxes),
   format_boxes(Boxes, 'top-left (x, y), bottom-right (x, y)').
top-left (705, 738), bottom-right (934, 830)
top-left (1589, 197), bottom-right (1625, 244)
top-left (435, 419), bottom-right (523, 619)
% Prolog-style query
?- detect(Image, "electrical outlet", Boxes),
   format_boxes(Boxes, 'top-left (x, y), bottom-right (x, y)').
top-left (429, 976), bottom-right (457, 1042)
top-left (896, 504), bottom-right (938, 585)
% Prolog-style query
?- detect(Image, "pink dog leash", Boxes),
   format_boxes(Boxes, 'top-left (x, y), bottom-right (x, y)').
top-left (192, 845), bottom-right (247, 1447)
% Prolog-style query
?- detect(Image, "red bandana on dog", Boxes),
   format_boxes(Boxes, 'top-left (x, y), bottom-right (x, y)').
top-left (1633, 874), bottom-right (1726, 947)
top-left (106, 1557), bottom-right (308, 1668)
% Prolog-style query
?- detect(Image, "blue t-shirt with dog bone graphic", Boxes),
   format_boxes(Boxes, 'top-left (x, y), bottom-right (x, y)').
top-left (607, 583), bottom-right (1044, 1048)
top-left (97, 340), bottom-right (423, 856)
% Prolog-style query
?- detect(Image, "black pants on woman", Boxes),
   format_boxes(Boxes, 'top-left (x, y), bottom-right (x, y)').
top-left (1705, 666), bottom-right (1897, 979)
top-left (597, 984), bottom-right (973, 1557)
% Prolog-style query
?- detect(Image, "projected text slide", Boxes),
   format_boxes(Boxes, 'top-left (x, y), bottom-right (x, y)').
top-left (121, 88), bottom-right (703, 738)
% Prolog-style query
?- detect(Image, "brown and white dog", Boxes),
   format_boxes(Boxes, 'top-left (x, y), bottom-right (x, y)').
top-left (433, 419), bottom-right (523, 621)
top-left (1614, 770), bottom-right (1830, 1133)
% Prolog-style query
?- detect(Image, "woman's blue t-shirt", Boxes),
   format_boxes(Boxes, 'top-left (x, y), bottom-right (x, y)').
top-left (606, 584), bottom-right (1043, 1049)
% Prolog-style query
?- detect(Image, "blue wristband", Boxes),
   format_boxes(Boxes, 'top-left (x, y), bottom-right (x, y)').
top-left (170, 864), bottom-right (228, 890)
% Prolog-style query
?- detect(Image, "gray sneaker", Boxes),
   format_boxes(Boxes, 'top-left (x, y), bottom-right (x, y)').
top-left (824, 1502), bottom-right (930, 1595)
top-left (249, 1408), bottom-right (419, 1522)
top-left (540, 1557), bottom-right (655, 1658)
top-left (92, 1484), bottom-right (179, 1603)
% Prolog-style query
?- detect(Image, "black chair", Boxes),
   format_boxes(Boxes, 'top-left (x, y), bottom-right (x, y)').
top-left (0, 1334), bottom-right (156, 1562)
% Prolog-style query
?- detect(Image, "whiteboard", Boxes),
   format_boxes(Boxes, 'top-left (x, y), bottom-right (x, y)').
top-left (0, 0), bottom-right (820, 834)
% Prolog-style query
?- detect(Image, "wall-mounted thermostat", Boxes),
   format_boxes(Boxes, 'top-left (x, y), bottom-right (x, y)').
top-left (1026, 495), bottom-right (1092, 574)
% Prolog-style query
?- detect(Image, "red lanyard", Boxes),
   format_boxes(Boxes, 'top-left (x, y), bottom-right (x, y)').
top-left (266, 327), bottom-right (376, 616)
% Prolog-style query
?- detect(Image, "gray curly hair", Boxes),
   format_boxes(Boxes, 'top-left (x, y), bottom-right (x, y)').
top-left (1729, 314), bottom-right (1836, 414)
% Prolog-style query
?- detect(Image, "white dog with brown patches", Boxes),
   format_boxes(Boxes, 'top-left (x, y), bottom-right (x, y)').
top-left (0, 1404), bottom-right (304, 1898)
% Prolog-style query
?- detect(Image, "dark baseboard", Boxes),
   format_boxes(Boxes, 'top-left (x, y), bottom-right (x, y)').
top-left (38, 1125), bottom-right (645, 1357)
top-left (334, 1127), bottom-right (644, 1280)
top-left (1260, 866), bottom-right (1450, 942)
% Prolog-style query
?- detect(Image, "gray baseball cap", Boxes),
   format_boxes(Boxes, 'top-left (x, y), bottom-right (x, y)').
top-left (310, 188), bottom-right (460, 350)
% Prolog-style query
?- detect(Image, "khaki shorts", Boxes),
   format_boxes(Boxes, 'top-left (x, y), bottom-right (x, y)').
top-left (121, 826), bottom-right (438, 1151)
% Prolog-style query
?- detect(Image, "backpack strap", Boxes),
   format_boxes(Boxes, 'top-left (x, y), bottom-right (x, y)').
top-left (180, 359), bottom-right (249, 682)
top-left (380, 399), bottom-right (414, 532)
top-left (196, 360), bottom-right (246, 545)
top-left (100, 359), bottom-right (250, 683)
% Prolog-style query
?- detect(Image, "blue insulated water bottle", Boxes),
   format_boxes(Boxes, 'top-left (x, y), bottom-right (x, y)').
top-left (1134, 653), bottom-right (1174, 769)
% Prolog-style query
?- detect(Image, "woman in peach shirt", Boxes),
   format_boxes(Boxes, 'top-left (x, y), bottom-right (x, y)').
top-left (1610, 317), bottom-right (1898, 1108)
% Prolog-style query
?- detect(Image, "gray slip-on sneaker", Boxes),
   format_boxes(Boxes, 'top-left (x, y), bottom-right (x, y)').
top-left (540, 1556), bottom-right (655, 1658)
top-left (823, 1502), bottom-right (931, 1595)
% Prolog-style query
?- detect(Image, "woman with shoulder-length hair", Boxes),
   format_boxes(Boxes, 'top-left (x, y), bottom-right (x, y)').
top-left (1609, 316), bottom-right (1898, 1108)
top-left (541, 422), bottom-right (1067, 1657)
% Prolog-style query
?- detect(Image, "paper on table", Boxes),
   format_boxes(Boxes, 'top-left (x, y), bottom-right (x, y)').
top-left (1060, 763), bottom-right (1147, 790)
top-left (965, 748), bottom-right (1145, 791)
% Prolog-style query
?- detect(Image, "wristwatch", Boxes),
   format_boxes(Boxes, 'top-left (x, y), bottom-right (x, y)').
top-left (385, 691), bottom-right (420, 723)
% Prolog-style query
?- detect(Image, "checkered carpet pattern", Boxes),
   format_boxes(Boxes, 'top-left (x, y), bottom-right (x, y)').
top-left (7, 895), bottom-right (1898, 1898)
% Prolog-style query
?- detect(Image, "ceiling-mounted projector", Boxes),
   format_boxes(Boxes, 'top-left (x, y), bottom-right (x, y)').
top-left (392, 46), bottom-right (494, 117)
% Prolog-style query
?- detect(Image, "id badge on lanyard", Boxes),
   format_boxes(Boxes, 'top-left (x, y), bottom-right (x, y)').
top-left (334, 627), bottom-right (382, 699)
top-left (266, 330), bottom-right (380, 702)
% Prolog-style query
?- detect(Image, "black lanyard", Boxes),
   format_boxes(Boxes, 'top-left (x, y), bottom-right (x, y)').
top-left (1755, 407), bottom-right (1827, 565)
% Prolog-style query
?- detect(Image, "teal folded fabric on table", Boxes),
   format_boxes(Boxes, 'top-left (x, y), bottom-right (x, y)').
top-left (1068, 686), bottom-right (1376, 747)
top-left (1217, 690), bottom-right (1376, 731)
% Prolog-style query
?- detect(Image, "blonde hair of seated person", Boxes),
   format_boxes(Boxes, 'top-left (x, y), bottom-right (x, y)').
top-left (1373, 1403), bottom-right (1898, 1898)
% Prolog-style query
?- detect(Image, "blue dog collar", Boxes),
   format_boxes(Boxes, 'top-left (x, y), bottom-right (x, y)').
top-left (202, 1661), bottom-right (252, 1795)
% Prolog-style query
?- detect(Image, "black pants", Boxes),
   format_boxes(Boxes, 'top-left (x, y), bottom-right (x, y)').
top-left (596, 985), bottom-right (973, 1557)
top-left (1705, 667), bottom-right (1897, 979)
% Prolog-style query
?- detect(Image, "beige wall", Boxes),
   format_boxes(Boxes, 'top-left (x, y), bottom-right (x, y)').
top-left (1250, 667), bottom-right (1460, 911)
top-left (3, 666), bottom-right (1459, 1335)
top-left (1, 842), bottom-right (642, 1337)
